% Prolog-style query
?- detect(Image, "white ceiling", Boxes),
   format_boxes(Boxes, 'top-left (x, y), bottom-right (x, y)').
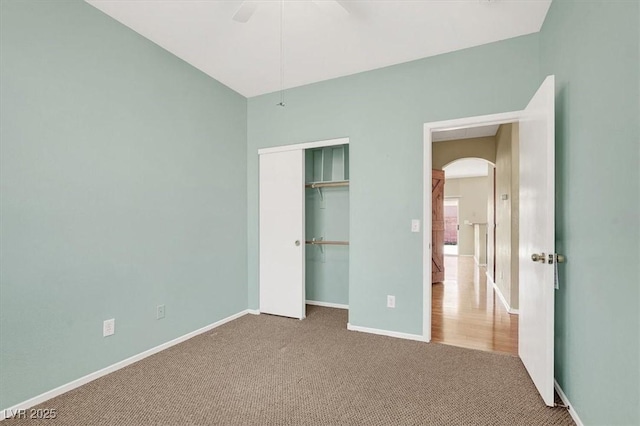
top-left (444, 158), bottom-right (489, 179)
top-left (85, 0), bottom-right (552, 97)
top-left (432, 123), bottom-right (500, 142)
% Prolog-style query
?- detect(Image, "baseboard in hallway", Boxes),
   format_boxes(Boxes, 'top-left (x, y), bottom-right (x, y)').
top-left (487, 271), bottom-right (519, 315)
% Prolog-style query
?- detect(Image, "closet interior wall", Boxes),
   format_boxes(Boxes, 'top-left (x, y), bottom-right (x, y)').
top-left (305, 145), bottom-right (350, 307)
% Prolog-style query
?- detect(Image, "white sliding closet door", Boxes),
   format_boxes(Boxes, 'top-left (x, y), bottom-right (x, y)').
top-left (259, 150), bottom-right (305, 319)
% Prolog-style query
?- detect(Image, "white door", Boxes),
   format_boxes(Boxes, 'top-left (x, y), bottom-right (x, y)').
top-left (518, 75), bottom-right (556, 406)
top-left (259, 150), bottom-right (305, 319)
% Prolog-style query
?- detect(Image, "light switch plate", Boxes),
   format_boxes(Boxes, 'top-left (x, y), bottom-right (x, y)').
top-left (411, 219), bottom-right (420, 233)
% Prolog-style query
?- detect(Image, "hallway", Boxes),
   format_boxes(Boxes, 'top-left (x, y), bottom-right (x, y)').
top-left (432, 256), bottom-right (518, 355)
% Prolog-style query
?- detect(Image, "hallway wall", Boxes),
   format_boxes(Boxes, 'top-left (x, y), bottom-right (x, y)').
top-left (443, 177), bottom-right (489, 257)
top-left (493, 123), bottom-right (519, 310)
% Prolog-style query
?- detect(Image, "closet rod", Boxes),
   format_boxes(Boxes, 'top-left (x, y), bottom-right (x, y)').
top-left (305, 181), bottom-right (349, 189)
top-left (305, 240), bottom-right (349, 246)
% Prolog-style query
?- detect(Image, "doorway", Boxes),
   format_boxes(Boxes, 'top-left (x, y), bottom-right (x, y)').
top-left (422, 75), bottom-right (557, 407)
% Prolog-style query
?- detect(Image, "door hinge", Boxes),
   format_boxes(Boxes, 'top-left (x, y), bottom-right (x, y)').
top-left (547, 253), bottom-right (566, 264)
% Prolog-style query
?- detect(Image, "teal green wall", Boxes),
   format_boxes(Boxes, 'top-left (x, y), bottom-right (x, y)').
top-left (540, 1), bottom-right (639, 424)
top-left (247, 35), bottom-right (541, 334)
top-left (0, 0), bottom-right (247, 410)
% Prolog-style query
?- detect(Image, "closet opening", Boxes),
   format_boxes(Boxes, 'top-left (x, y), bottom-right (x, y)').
top-left (304, 144), bottom-right (350, 321)
top-left (257, 137), bottom-right (349, 323)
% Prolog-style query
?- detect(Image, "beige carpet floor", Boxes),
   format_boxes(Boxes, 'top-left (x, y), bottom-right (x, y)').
top-left (4, 306), bottom-right (574, 425)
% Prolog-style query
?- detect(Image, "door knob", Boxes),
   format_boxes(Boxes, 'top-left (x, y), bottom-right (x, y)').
top-left (295, 240), bottom-right (301, 246)
top-left (531, 253), bottom-right (546, 263)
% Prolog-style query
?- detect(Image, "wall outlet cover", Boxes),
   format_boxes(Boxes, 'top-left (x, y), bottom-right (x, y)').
top-left (157, 304), bottom-right (166, 320)
top-left (103, 318), bottom-right (115, 337)
top-left (387, 295), bottom-right (396, 308)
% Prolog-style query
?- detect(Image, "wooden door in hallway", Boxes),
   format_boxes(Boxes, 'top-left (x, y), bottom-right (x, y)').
top-left (432, 170), bottom-right (445, 283)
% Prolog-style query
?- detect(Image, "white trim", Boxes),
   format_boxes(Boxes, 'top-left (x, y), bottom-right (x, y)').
top-left (445, 172), bottom-right (490, 180)
top-left (487, 272), bottom-right (519, 315)
top-left (425, 111), bottom-right (523, 134)
top-left (258, 137), bottom-right (349, 155)
top-left (247, 309), bottom-right (260, 315)
top-left (554, 379), bottom-right (584, 426)
top-left (0, 309), bottom-right (251, 420)
top-left (347, 323), bottom-right (426, 342)
top-left (423, 110), bottom-right (524, 343)
top-left (306, 300), bottom-right (349, 309)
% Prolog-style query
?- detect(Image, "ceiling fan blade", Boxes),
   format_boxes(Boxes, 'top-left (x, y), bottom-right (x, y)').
top-left (311, 0), bottom-right (350, 18)
top-left (232, 1), bottom-right (258, 23)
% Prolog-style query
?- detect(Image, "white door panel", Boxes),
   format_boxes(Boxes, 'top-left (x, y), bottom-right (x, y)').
top-left (259, 150), bottom-right (305, 319)
top-left (519, 75), bottom-right (555, 406)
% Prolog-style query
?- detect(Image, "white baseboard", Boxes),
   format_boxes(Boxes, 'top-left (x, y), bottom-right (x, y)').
top-left (247, 309), bottom-right (260, 315)
top-left (347, 323), bottom-right (425, 342)
top-left (0, 309), bottom-right (251, 421)
top-left (306, 300), bottom-right (349, 310)
top-left (487, 272), bottom-right (519, 315)
top-left (554, 379), bottom-right (584, 426)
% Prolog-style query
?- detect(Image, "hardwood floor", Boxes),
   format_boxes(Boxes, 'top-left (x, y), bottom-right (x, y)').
top-left (432, 255), bottom-right (518, 355)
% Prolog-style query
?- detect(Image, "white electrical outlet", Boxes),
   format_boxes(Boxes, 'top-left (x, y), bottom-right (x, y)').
top-left (387, 295), bottom-right (396, 308)
top-left (411, 219), bottom-right (420, 233)
top-left (156, 305), bottom-right (166, 320)
top-left (103, 318), bottom-right (115, 337)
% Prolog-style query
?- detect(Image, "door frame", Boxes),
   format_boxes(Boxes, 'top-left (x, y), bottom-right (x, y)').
top-left (422, 110), bottom-right (523, 342)
top-left (258, 137), bottom-right (349, 155)
top-left (257, 136), bottom-right (350, 317)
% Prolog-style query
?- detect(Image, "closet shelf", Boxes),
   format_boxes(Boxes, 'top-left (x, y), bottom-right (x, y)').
top-left (305, 180), bottom-right (349, 189)
top-left (306, 240), bottom-right (349, 246)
